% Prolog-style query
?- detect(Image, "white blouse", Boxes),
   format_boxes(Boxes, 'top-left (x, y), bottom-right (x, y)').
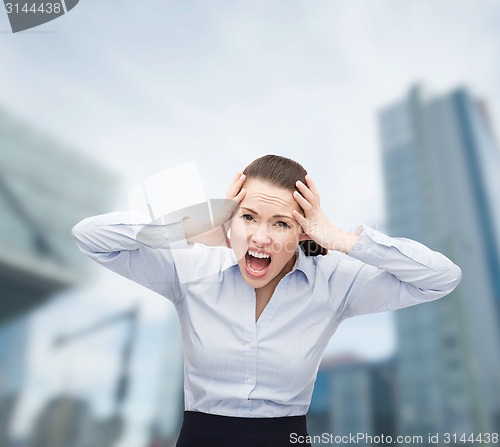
top-left (72, 212), bottom-right (461, 418)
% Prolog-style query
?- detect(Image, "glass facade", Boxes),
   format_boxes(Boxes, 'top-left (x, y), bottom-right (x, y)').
top-left (0, 317), bottom-right (29, 395)
top-left (0, 108), bottom-right (119, 322)
top-left (378, 86), bottom-right (500, 436)
top-left (309, 358), bottom-right (396, 439)
top-left (0, 107), bottom-right (119, 445)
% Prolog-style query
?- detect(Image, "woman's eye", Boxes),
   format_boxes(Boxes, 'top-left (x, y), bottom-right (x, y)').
top-left (242, 214), bottom-right (254, 222)
top-left (276, 221), bottom-right (290, 229)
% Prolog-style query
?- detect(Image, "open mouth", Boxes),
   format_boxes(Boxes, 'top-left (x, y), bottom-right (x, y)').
top-left (244, 250), bottom-right (272, 278)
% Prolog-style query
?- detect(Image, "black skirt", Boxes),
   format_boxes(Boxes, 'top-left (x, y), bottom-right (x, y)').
top-left (176, 410), bottom-right (312, 447)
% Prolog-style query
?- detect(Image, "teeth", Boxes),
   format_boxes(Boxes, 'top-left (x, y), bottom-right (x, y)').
top-left (248, 250), bottom-right (270, 259)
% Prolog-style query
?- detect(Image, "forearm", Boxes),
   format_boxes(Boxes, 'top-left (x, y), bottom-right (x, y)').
top-left (333, 227), bottom-right (462, 319)
top-left (347, 226), bottom-right (462, 292)
top-left (71, 211), bottom-right (186, 255)
top-left (71, 211), bottom-right (192, 300)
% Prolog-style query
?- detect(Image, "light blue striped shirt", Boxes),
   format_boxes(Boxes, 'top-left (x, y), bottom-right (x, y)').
top-left (72, 212), bottom-right (461, 418)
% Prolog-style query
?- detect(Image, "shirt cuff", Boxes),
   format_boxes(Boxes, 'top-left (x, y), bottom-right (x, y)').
top-left (347, 225), bottom-right (391, 268)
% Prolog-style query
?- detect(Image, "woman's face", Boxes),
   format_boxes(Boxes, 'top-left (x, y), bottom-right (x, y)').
top-left (230, 178), bottom-right (305, 289)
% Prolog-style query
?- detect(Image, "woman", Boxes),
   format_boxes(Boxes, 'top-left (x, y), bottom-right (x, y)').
top-left (72, 155), bottom-right (462, 447)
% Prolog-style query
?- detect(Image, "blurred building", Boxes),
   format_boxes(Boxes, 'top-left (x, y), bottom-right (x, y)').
top-left (27, 393), bottom-right (125, 447)
top-left (0, 107), bottom-right (118, 445)
top-left (0, 107), bottom-right (118, 324)
top-left (307, 360), bottom-right (333, 437)
top-left (27, 395), bottom-right (94, 447)
top-left (308, 355), bottom-right (396, 440)
top-left (0, 317), bottom-right (29, 396)
top-left (0, 317), bottom-right (29, 446)
top-left (148, 311), bottom-right (184, 447)
top-left (378, 86), bottom-right (500, 437)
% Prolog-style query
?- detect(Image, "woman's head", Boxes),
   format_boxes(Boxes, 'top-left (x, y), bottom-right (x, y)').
top-left (242, 154), bottom-right (308, 192)
top-left (243, 155), bottom-right (326, 257)
top-left (230, 155), bottom-right (326, 290)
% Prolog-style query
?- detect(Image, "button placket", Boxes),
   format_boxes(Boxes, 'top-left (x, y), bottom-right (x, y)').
top-left (242, 282), bottom-right (258, 400)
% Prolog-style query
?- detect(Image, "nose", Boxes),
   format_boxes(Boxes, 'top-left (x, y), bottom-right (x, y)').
top-left (250, 224), bottom-right (271, 247)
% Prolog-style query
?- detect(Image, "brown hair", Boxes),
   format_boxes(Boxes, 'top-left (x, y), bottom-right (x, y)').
top-left (243, 155), bottom-right (327, 256)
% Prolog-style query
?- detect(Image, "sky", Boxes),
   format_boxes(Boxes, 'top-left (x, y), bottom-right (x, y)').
top-left (2, 1), bottom-right (500, 446)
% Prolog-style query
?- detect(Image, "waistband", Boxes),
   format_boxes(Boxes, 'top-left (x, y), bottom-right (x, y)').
top-left (181, 411), bottom-right (308, 437)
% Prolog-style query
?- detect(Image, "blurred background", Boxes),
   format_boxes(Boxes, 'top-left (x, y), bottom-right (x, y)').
top-left (1, 1), bottom-right (499, 446)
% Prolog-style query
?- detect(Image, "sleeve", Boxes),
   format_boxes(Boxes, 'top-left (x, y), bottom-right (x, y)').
top-left (333, 225), bottom-right (462, 320)
top-left (71, 211), bottom-right (192, 303)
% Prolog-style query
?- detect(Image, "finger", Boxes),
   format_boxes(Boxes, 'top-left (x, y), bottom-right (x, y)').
top-left (296, 180), bottom-right (317, 206)
top-left (227, 172), bottom-right (243, 192)
top-left (293, 190), bottom-right (313, 211)
top-left (304, 175), bottom-right (320, 204)
top-left (226, 173), bottom-right (246, 199)
top-left (234, 173), bottom-right (246, 190)
top-left (233, 187), bottom-right (246, 204)
top-left (231, 171), bottom-right (243, 184)
top-left (292, 209), bottom-right (307, 227)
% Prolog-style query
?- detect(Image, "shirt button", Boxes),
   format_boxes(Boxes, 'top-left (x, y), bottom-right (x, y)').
top-left (249, 342), bottom-right (256, 349)
top-left (246, 377), bottom-right (254, 384)
top-left (366, 248), bottom-right (373, 254)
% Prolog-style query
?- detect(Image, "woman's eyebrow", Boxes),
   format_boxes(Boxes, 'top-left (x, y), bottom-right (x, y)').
top-left (241, 207), bottom-right (258, 215)
top-left (241, 207), bottom-right (293, 220)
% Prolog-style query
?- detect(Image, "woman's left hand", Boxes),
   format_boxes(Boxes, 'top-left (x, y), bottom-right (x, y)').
top-left (292, 175), bottom-right (360, 253)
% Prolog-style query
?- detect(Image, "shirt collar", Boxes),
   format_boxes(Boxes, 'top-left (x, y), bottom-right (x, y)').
top-left (290, 246), bottom-right (315, 283)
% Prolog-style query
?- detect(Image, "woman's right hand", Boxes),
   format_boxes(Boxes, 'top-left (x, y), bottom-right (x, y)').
top-left (185, 172), bottom-right (245, 247)
top-left (226, 172), bottom-right (246, 203)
